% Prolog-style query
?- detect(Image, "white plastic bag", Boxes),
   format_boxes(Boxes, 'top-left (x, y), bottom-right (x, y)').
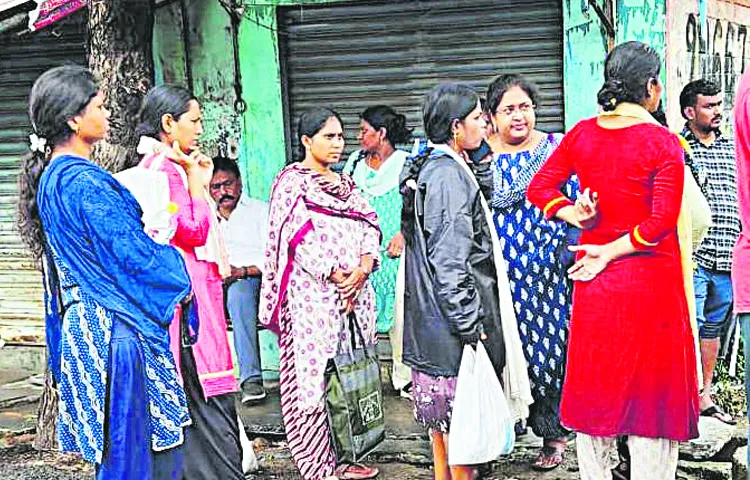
top-left (237, 414), bottom-right (259, 473)
top-left (114, 155), bottom-right (176, 245)
top-left (448, 341), bottom-right (515, 465)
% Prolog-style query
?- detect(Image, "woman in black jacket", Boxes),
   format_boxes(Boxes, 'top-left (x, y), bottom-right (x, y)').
top-left (400, 83), bottom-right (529, 480)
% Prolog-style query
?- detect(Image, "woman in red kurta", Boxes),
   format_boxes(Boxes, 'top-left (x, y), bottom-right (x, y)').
top-left (527, 41), bottom-right (699, 479)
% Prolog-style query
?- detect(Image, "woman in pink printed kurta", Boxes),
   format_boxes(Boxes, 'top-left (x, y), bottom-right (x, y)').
top-left (137, 85), bottom-right (243, 480)
top-left (261, 108), bottom-right (381, 480)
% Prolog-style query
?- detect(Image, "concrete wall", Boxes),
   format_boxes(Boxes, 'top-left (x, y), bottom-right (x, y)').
top-left (153, 0), bottom-right (249, 192)
top-left (563, 0), bottom-right (667, 129)
top-left (665, 0), bottom-right (750, 130)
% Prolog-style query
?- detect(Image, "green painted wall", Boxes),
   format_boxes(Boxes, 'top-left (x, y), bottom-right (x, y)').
top-left (235, 0), bottom-right (363, 200)
top-left (563, 0), bottom-right (667, 129)
top-left (153, 0), bottom-right (244, 183)
top-left (237, 5), bottom-right (286, 201)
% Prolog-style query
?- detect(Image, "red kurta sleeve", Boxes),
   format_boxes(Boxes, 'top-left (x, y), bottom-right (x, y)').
top-left (527, 132), bottom-right (575, 218)
top-left (628, 134), bottom-right (685, 251)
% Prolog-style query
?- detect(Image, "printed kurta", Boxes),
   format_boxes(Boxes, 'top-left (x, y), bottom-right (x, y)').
top-left (262, 164), bottom-right (380, 411)
top-left (37, 155), bottom-right (191, 465)
top-left (260, 164), bottom-right (381, 479)
top-left (527, 118), bottom-right (700, 441)
top-left (344, 149), bottom-right (407, 332)
top-left (491, 133), bottom-right (573, 438)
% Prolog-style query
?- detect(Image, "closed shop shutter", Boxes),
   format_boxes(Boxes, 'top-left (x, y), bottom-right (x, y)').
top-left (0, 11), bottom-right (86, 338)
top-left (278, 0), bottom-right (563, 160)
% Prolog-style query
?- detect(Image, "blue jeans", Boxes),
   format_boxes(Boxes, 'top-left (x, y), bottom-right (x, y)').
top-left (741, 313), bottom-right (750, 467)
top-left (694, 266), bottom-right (733, 340)
top-left (227, 277), bottom-right (262, 385)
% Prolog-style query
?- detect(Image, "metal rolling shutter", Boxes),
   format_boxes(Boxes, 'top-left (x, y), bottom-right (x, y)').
top-left (278, 0), bottom-right (563, 160)
top-left (0, 12), bottom-right (86, 338)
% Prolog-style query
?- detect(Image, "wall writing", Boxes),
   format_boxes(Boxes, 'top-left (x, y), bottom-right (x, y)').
top-left (684, 13), bottom-right (750, 106)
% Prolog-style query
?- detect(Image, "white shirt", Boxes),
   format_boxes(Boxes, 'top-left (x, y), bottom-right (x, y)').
top-left (219, 195), bottom-right (269, 270)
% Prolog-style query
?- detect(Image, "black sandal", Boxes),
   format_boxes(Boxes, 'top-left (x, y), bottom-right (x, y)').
top-left (700, 405), bottom-right (737, 425)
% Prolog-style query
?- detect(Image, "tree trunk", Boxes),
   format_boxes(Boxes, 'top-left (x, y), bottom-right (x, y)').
top-left (33, 365), bottom-right (58, 451)
top-left (88, 0), bottom-right (156, 172)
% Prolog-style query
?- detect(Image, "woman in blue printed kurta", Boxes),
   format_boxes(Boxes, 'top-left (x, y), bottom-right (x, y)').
top-left (486, 74), bottom-right (578, 471)
top-left (18, 66), bottom-right (192, 480)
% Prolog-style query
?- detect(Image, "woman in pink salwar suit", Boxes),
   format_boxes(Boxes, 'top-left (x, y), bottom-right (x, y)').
top-left (136, 85), bottom-right (243, 480)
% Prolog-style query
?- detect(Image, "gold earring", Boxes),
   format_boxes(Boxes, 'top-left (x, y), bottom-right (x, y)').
top-left (453, 130), bottom-right (463, 153)
top-left (72, 125), bottom-right (79, 134)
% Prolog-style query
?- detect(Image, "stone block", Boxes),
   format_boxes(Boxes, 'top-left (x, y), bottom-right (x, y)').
top-left (678, 459), bottom-right (732, 480)
top-left (682, 417), bottom-right (740, 461)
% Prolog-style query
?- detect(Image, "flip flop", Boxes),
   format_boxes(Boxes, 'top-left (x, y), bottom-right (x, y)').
top-left (334, 463), bottom-right (380, 479)
top-left (700, 405), bottom-right (737, 425)
top-left (531, 443), bottom-right (565, 471)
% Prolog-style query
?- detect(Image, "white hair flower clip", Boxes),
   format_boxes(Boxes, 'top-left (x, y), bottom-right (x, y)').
top-left (29, 133), bottom-right (47, 153)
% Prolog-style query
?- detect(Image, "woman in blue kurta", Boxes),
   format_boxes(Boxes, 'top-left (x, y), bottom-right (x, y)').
top-left (17, 66), bottom-right (192, 480)
top-left (486, 74), bottom-right (580, 470)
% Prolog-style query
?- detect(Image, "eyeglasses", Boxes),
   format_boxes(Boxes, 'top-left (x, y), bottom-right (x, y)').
top-left (498, 103), bottom-right (534, 116)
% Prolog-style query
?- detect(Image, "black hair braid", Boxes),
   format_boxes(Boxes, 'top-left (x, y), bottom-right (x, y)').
top-left (17, 150), bottom-right (51, 260)
top-left (347, 149), bottom-right (368, 176)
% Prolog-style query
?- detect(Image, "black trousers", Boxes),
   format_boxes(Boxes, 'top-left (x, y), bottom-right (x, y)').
top-left (180, 346), bottom-right (244, 480)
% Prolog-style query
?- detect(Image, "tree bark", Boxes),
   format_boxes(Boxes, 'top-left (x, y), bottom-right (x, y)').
top-left (33, 365), bottom-right (58, 451)
top-left (88, 0), bottom-right (156, 172)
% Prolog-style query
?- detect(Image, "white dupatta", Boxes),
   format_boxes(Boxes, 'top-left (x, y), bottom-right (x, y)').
top-left (430, 143), bottom-right (534, 422)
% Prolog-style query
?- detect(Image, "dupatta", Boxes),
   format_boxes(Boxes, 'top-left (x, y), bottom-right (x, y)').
top-left (260, 163), bottom-right (380, 334)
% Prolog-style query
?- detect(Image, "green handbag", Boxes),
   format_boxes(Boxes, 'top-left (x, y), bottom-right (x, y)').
top-left (324, 312), bottom-right (385, 463)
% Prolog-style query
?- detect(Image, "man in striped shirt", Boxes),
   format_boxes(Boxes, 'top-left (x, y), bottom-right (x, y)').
top-left (680, 79), bottom-right (741, 425)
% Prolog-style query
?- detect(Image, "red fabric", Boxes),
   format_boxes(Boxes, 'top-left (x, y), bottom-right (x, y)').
top-left (140, 154), bottom-right (238, 399)
top-left (733, 70), bottom-right (750, 313)
top-left (527, 118), bottom-right (699, 441)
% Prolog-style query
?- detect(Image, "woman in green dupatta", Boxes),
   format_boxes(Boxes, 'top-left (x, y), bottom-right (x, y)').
top-left (343, 105), bottom-right (413, 394)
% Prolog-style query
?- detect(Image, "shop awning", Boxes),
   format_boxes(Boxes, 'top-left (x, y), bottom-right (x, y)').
top-left (28, 0), bottom-right (85, 31)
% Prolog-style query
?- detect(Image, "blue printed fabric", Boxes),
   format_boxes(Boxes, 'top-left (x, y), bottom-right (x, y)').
top-left (38, 155), bottom-right (192, 463)
top-left (491, 134), bottom-right (575, 403)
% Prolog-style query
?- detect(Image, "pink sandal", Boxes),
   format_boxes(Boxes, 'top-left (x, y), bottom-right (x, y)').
top-left (334, 463), bottom-right (379, 479)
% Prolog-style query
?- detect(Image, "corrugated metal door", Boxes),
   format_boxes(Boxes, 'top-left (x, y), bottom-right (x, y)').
top-left (278, 0), bottom-right (563, 160)
top-left (0, 12), bottom-right (86, 338)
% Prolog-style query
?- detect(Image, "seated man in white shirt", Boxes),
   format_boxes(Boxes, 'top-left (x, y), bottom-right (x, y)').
top-left (210, 157), bottom-right (269, 404)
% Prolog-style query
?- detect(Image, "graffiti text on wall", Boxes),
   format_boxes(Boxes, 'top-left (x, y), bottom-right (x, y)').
top-left (685, 13), bottom-right (750, 104)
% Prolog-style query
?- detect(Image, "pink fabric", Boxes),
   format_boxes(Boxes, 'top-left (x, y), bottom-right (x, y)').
top-left (261, 164), bottom-right (381, 411)
top-left (734, 70), bottom-right (750, 313)
top-left (29, 0), bottom-right (86, 31)
top-left (140, 153), bottom-right (238, 398)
